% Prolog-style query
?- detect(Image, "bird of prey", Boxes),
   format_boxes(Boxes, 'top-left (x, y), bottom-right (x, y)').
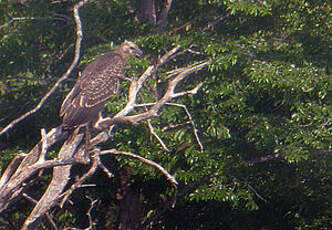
top-left (60, 41), bottom-right (143, 132)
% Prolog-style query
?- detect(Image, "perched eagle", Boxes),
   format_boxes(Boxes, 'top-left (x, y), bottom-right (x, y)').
top-left (60, 41), bottom-right (143, 131)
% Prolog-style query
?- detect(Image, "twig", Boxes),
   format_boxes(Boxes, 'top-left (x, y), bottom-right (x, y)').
top-left (248, 183), bottom-right (267, 203)
top-left (84, 196), bottom-right (98, 230)
top-left (101, 149), bottom-right (178, 186)
top-left (63, 196), bottom-right (98, 230)
top-left (147, 120), bottom-right (170, 152)
top-left (1, 43), bottom-right (210, 229)
top-left (161, 121), bottom-right (191, 132)
top-left (245, 153), bottom-right (281, 166)
top-left (59, 153), bottom-right (99, 207)
top-left (0, 0), bottom-right (87, 137)
top-left (21, 133), bottom-right (84, 230)
top-left (172, 82), bottom-right (204, 98)
top-left (97, 155), bottom-right (114, 178)
top-left (165, 60), bottom-right (207, 79)
top-left (110, 60), bottom-right (210, 125)
top-left (166, 103), bottom-right (204, 152)
top-left (0, 16), bottom-right (69, 30)
top-left (19, 3), bottom-right (89, 229)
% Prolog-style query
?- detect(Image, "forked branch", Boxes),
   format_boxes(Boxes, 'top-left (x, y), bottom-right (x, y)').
top-left (0, 0), bottom-right (88, 137)
top-left (0, 16), bottom-right (209, 230)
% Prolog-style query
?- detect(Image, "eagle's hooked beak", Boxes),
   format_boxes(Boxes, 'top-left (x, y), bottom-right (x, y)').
top-left (135, 47), bottom-right (143, 58)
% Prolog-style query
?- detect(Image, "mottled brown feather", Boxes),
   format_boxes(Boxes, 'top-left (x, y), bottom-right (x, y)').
top-left (60, 41), bottom-right (142, 131)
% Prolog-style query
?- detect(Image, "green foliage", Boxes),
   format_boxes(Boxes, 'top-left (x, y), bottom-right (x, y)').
top-left (0, 0), bottom-right (330, 229)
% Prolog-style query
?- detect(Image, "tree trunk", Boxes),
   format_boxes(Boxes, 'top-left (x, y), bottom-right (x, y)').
top-left (137, 0), bottom-right (157, 25)
top-left (116, 166), bottom-right (144, 230)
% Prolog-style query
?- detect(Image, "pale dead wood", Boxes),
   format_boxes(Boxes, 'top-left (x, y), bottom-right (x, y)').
top-left (21, 3), bottom-right (90, 228)
top-left (166, 102), bottom-right (204, 152)
top-left (147, 119), bottom-right (170, 152)
top-left (0, 0), bottom-right (87, 138)
top-left (0, 46), bottom-right (209, 228)
top-left (59, 152), bottom-right (100, 208)
top-left (0, 32), bottom-right (210, 230)
top-left (100, 149), bottom-right (178, 186)
top-left (97, 59), bottom-right (210, 127)
top-left (0, 127), bottom-right (65, 213)
top-left (22, 193), bottom-right (59, 230)
top-left (0, 0), bottom-right (89, 222)
top-left (0, 153), bottom-right (27, 189)
top-left (98, 158), bottom-right (114, 178)
top-left (85, 196), bottom-right (98, 230)
top-left (94, 45), bottom-right (182, 129)
top-left (21, 133), bottom-right (84, 230)
top-left (247, 183), bottom-right (268, 203)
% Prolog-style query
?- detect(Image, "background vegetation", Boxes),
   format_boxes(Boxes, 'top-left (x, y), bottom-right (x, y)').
top-left (0, 0), bottom-right (330, 229)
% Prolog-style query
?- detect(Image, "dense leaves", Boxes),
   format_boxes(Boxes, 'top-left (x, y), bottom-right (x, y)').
top-left (0, 0), bottom-right (330, 229)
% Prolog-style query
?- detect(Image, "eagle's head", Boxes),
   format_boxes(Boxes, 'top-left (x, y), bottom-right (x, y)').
top-left (120, 41), bottom-right (143, 60)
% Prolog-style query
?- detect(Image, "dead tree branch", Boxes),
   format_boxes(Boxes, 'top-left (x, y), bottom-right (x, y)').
top-left (100, 149), bottom-right (177, 186)
top-left (0, 126), bottom-right (65, 213)
top-left (21, 133), bottom-right (84, 230)
top-left (0, 40), bottom-right (210, 229)
top-left (147, 119), bottom-right (170, 152)
top-left (97, 59), bottom-right (210, 128)
top-left (0, 16), bottom-right (71, 30)
top-left (0, 0), bottom-right (87, 138)
top-left (0, 0), bottom-right (89, 224)
top-left (166, 103), bottom-right (204, 152)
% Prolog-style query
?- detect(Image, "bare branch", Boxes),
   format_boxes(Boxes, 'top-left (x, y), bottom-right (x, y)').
top-left (98, 157), bottom-right (114, 178)
top-left (1, 39), bottom-right (210, 229)
top-left (248, 183), bottom-right (267, 203)
top-left (21, 133), bottom-right (84, 230)
top-left (102, 60), bottom-right (209, 127)
top-left (161, 121), bottom-right (191, 132)
top-left (245, 153), bottom-right (282, 166)
top-left (101, 149), bottom-right (177, 186)
top-left (0, 16), bottom-right (70, 30)
top-left (84, 196), bottom-right (98, 230)
top-left (147, 119), bottom-right (170, 152)
top-left (0, 127), bottom-right (65, 213)
top-left (0, 0), bottom-right (88, 137)
top-left (0, 153), bottom-right (26, 189)
top-left (166, 103), bottom-right (204, 152)
top-left (202, 13), bottom-right (231, 31)
top-left (22, 192), bottom-right (37, 203)
top-left (59, 152), bottom-right (100, 207)
top-left (23, 193), bottom-right (59, 230)
top-left (165, 60), bottom-right (207, 79)
top-left (95, 45), bottom-right (182, 129)
top-left (172, 82), bottom-right (204, 98)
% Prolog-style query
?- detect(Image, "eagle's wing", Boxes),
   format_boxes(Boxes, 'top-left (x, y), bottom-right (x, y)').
top-left (60, 53), bottom-right (124, 123)
top-left (59, 80), bottom-right (81, 117)
top-left (76, 54), bottom-right (122, 108)
top-left (78, 53), bottom-right (123, 108)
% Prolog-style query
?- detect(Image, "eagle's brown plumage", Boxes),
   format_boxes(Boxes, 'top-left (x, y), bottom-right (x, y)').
top-left (60, 41), bottom-right (142, 131)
